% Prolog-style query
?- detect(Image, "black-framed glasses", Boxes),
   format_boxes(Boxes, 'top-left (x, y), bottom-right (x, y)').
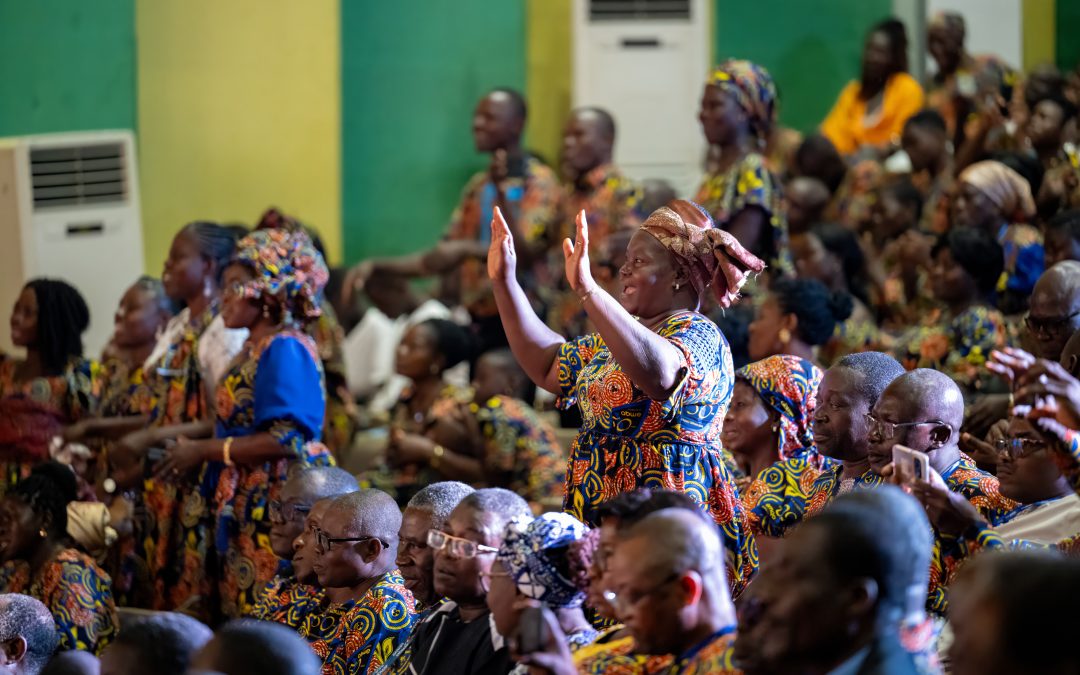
top-left (268, 500), bottom-right (311, 524)
top-left (602, 571), bottom-right (681, 615)
top-left (995, 437), bottom-right (1048, 460)
top-left (313, 527), bottom-right (389, 552)
top-left (1025, 310), bottom-right (1080, 337)
top-left (865, 413), bottom-right (951, 439)
top-left (426, 529), bottom-right (498, 559)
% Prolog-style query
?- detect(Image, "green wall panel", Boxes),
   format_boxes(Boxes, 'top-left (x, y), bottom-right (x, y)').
top-left (342, 0), bottom-right (527, 263)
top-left (0, 0), bottom-right (135, 136)
top-left (715, 0), bottom-right (892, 134)
top-left (1058, 0), bottom-right (1080, 72)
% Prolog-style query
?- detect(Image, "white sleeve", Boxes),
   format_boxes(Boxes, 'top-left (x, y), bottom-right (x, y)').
top-left (197, 315), bottom-right (248, 391)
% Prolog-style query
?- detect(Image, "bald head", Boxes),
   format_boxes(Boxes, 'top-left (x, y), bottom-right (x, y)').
top-left (328, 489), bottom-right (402, 545)
top-left (283, 466), bottom-right (359, 504)
top-left (562, 107), bottom-right (616, 176)
top-left (886, 368), bottom-right (965, 429)
top-left (41, 652), bottom-right (98, 675)
top-left (1030, 262), bottom-right (1080, 360)
top-left (786, 176), bottom-right (831, 234)
top-left (620, 508), bottom-right (722, 582)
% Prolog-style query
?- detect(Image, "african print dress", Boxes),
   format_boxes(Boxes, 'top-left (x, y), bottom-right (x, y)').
top-left (0, 356), bottom-right (98, 494)
top-left (694, 152), bottom-right (793, 278)
top-left (557, 311), bottom-right (756, 595)
top-left (0, 548), bottom-right (118, 655)
top-left (250, 560), bottom-right (325, 629)
top-left (473, 395), bottom-right (565, 511)
top-left (893, 305), bottom-right (1009, 393)
top-left (182, 329), bottom-right (333, 621)
top-left (745, 463), bottom-right (882, 538)
top-left (571, 626), bottom-right (673, 675)
top-left (299, 570), bottom-right (416, 675)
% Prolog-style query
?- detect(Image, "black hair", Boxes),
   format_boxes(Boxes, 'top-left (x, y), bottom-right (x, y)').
top-left (904, 109), bottom-right (947, 135)
top-left (833, 352), bottom-right (906, 406)
top-left (862, 18), bottom-right (910, 95)
top-left (991, 151), bottom-right (1044, 198)
top-left (12, 461), bottom-right (78, 540)
top-left (208, 620), bottom-right (321, 675)
top-left (24, 278), bottom-right (89, 376)
top-left (479, 348), bottom-right (530, 399)
top-left (1047, 209), bottom-right (1080, 242)
top-left (576, 107), bottom-right (616, 141)
top-left (41, 650), bottom-right (99, 675)
top-left (222, 223), bottom-right (251, 241)
top-left (772, 277), bottom-right (854, 347)
top-left (880, 177), bottom-right (925, 222)
top-left (794, 134), bottom-right (847, 194)
top-left (459, 488), bottom-right (532, 530)
top-left (417, 318), bottom-right (475, 371)
top-left (932, 226), bottom-right (1005, 296)
top-left (490, 87), bottom-right (527, 122)
top-left (1024, 64), bottom-right (1066, 111)
top-left (182, 221), bottom-right (238, 286)
top-left (811, 223), bottom-right (871, 306)
top-left (809, 485), bottom-right (932, 620)
top-left (112, 612), bottom-right (214, 675)
top-left (0, 593), bottom-right (58, 674)
top-left (1032, 90), bottom-right (1079, 123)
top-left (595, 488), bottom-right (705, 529)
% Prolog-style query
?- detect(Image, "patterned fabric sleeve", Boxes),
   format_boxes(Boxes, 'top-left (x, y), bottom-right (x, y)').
top-left (254, 335), bottom-right (326, 457)
top-left (39, 554), bottom-right (119, 655)
top-left (477, 397), bottom-right (565, 508)
top-left (64, 358), bottom-right (102, 422)
top-left (555, 333), bottom-right (604, 408)
top-left (520, 160), bottom-right (562, 246)
top-left (319, 572), bottom-right (417, 675)
top-left (743, 457), bottom-right (828, 538)
top-left (655, 313), bottom-right (725, 416)
top-left (728, 153), bottom-right (779, 220)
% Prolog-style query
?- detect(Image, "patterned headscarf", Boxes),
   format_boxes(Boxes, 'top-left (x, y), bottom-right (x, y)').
top-left (707, 59), bottom-right (778, 143)
top-left (736, 355), bottom-right (823, 459)
top-left (641, 201), bottom-right (766, 308)
top-left (497, 512), bottom-right (589, 608)
top-left (234, 228), bottom-right (329, 325)
top-left (958, 160), bottom-right (1036, 223)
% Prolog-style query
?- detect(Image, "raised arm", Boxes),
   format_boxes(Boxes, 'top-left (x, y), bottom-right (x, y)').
top-left (488, 207), bottom-right (565, 394)
top-left (564, 211), bottom-right (685, 401)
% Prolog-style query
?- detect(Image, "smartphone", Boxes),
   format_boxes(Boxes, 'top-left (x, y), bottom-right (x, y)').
top-left (892, 444), bottom-right (930, 484)
top-left (143, 446), bottom-right (167, 479)
top-left (515, 605), bottom-right (550, 655)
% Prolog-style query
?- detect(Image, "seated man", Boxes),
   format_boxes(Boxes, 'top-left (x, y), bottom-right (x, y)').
top-left (396, 481), bottom-right (476, 615)
top-left (736, 487), bottom-right (930, 675)
top-left (948, 551), bottom-right (1080, 675)
top-left (98, 612), bottom-right (212, 675)
top-left (308, 489), bottom-right (415, 674)
top-left (40, 652), bottom-right (99, 675)
top-left (783, 176), bottom-right (832, 235)
top-left (251, 466), bottom-right (359, 624)
top-left (403, 488), bottom-right (532, 675)
top-left (190, 619), bottom-right (320, 675)
top-left (0, 594), bottom-right (58, 675)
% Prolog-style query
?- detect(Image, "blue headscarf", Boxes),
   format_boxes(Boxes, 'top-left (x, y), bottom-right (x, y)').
top-left (497, 513), bottom-right (589, 608)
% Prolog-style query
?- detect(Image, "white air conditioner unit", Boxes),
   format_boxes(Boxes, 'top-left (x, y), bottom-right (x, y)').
top-left (573, 0), bottom-right (710, 197)
top-left (0, 130), bottom-right (144, 359)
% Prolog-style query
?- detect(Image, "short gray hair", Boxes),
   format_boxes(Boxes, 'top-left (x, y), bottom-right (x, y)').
top-left (406, 482), bottom-right (476, 529)
top-left (0, 594), bottom-right (58, 675)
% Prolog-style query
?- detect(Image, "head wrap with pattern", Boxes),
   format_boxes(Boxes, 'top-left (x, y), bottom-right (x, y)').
top-left (958, 160), bottom-right (1037, 223)
top-left (736, 355), bottom-right (823, 459)
top-left (234, 228), bottom-right (329, 325)
top-left (497, 512), bottom-right (589, 608)
top-left (707, 59), bottom-right (778, 143)
top-left (641, 201), bottom-right (766, 308)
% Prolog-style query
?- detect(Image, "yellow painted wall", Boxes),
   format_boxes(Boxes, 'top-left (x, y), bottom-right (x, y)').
top-left (136, 0), bottom-right (341, 275)
top-left (1023, 0), bottom-right (1056, 70)
top-left (526, 0), bottom-right (572, 168)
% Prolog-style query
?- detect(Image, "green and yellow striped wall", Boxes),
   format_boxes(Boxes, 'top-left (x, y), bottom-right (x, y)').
top-left (1, 0), bottom-right (1077, 275)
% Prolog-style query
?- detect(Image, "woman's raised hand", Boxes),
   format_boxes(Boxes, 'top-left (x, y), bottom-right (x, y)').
top-left (563, 210), bottom-right (597, 295)
top-left (488, 206), bottom-right (518, 283)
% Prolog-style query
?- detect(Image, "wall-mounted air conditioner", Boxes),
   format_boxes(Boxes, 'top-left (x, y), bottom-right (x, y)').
top-left (573, 0), bottom-right (710, 197)
top-left (0, 130), bottom-right (144, 358)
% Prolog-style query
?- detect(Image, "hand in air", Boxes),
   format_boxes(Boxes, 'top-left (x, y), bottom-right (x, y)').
top-left (563, 210), bottom-right (597, 295)
top-left (488, 206), bottom-right (518, 283)
top-left (986, 347), bottom-right (1037, 389)
top-left (1015, 360), bottom-right (1080, 431)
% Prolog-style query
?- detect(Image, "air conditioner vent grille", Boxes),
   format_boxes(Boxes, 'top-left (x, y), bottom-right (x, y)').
top-left (589, 0), bottom-right (690, 20)
top-left (30, 143), bottom-right (127, 209)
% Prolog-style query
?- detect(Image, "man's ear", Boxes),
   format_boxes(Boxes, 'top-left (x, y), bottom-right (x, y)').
top-left (929, 423), bottom-right (952, 449)
top-left (0, 636), bottom-right (28, 665)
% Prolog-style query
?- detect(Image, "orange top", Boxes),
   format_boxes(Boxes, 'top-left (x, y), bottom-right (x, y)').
top-left (820, 73), bottom-right (925, 155)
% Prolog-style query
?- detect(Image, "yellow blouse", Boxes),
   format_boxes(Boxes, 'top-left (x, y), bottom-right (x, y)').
top-left (820, 73), bottom-right (924, 155)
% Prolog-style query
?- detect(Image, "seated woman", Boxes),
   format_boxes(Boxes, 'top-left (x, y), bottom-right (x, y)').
top-left (892, 227), bottom-right (1008, 395)
top-left (791, 223), bottom-right (880, 364)
top-left (155, 228), bottom-right (333, 621)
top-left (747, 278), bottom-right (853, 364)
top-left (695, 59), bottom-right (792, 278)
top-left (820, 18), bottom-right (924, 156)
top-left (485, 512), bottom-right (598, 673)
top-left (0, 462), bottom-right (118, 654)
top-left (0, 280), bottom-right (97, 494)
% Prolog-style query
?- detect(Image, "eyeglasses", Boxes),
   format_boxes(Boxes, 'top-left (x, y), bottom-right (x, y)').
top-left (224, 281), bottom-right (249, 299)
top-left (426, 529), bottom-right (498, 559)
top-left (602, 571), bottom-right (681, 615)
top-left (864, 413), bottom-right (951, 439)
top-left (313, 527), bottom-right (389, 552)
top-left (995, 437), bottom-right (1048, 459)
top-left (479, 569), bottom-right (512, 593)
top-left (268, 500), bottom-right (311, 524)
top-left (1025, 311), bottom-right (1080, 337)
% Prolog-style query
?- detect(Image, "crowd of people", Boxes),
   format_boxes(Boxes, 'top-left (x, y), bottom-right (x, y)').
top-left (2, 9), bottom-right (1080, 675)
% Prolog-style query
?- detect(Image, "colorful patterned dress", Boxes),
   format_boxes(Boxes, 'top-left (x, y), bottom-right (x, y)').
top-left (663, 626), bottom-right (739, 675)
top-left (571, 626), bottom-right (673, 675)
top-left (0, 548), bottom-right (118, 655)
top-left (557, 312), bottom-right (756, 595)
top-left (309, 301), bottom-right (354, 458)
top-left (694, 152), bottom-right (793, 278)
top-left (892, 305), bottom-right (1009, 392)
top-left (182, 329), bottom-right (333, 620)
top-left (300, 570), bottom-right (416, 675)
top-left (472, 395), bottom-right (565, 511)
top-left (0, 356), bottom-right (98, 493)
top-left (250, 560), bottom-right (325, 629)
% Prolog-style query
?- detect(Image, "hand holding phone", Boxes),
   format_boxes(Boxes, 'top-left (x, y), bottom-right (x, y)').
top-left (515, 605), bottom-right (552, 656)
top-left (892, 444), bottom-right (930, 484)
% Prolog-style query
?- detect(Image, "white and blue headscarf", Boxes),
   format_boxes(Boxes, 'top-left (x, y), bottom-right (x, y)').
top-left (497, 512), bottom-right (589, 608)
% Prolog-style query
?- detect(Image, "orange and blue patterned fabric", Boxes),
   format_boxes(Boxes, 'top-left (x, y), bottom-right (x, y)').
top-left (893, 305), bottom-right (1009, 390)
top-left (0, 548), bottom-right (118, 655)
top-left (662, 625), bottom-right (739, 675)
top-left (234, 228), bottom-right (329, 324)
top-left (736, 356), bottom-right (823, 461)
top-left (250, 560), bottom-right (324, 629)
top-left (300, 570), bottom-right (416, 675)
top-left (707, 60), bottom-right (777, 144)
top-left (572, 625), bottom-right (674, 675)
top-left (745, 463), bottom-right (881, 539)
top-left (473, 395), bottom-right (565, 511)
top-left (556, 311), bottom-right (757, 596)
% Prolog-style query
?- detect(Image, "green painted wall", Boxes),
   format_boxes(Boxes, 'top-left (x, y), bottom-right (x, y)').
top-left (1058, 0), bottom-right (1080, 71)
top-left (341, 1), bottom-right (527, 263)
top-left (715, 0), bottom-right (892, 134)
top-left (0, 0), bottom-right (135, 136)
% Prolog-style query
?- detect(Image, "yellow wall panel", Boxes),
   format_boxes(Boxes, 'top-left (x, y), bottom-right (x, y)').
top-left (137, 0), bottom-right (341, 274)
top-left (526, 0), bottom-right (572, 169)
top-left (1023, 0), bottom-right (1056, 70)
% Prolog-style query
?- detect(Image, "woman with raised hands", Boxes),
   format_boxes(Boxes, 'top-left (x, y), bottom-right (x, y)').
top-left (487, 199), bottom-right (764, 595)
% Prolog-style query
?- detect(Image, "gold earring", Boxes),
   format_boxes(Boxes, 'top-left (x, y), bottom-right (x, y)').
top-left (38, 528), bottom-right (47, 538)
top-left (779, 328), bottom-right (791, 345)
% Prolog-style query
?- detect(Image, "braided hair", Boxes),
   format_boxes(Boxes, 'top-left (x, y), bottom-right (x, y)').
top-left (182, 221), bottom-right (238, 285)
top-left (773, 277), bottom-right (854, 347)
top-left (418, 319), bottom-right (475, 372)
top-left (24, 279), bottom-right (89, 376)
top-left (12, 461), bottom-right (78, 539)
